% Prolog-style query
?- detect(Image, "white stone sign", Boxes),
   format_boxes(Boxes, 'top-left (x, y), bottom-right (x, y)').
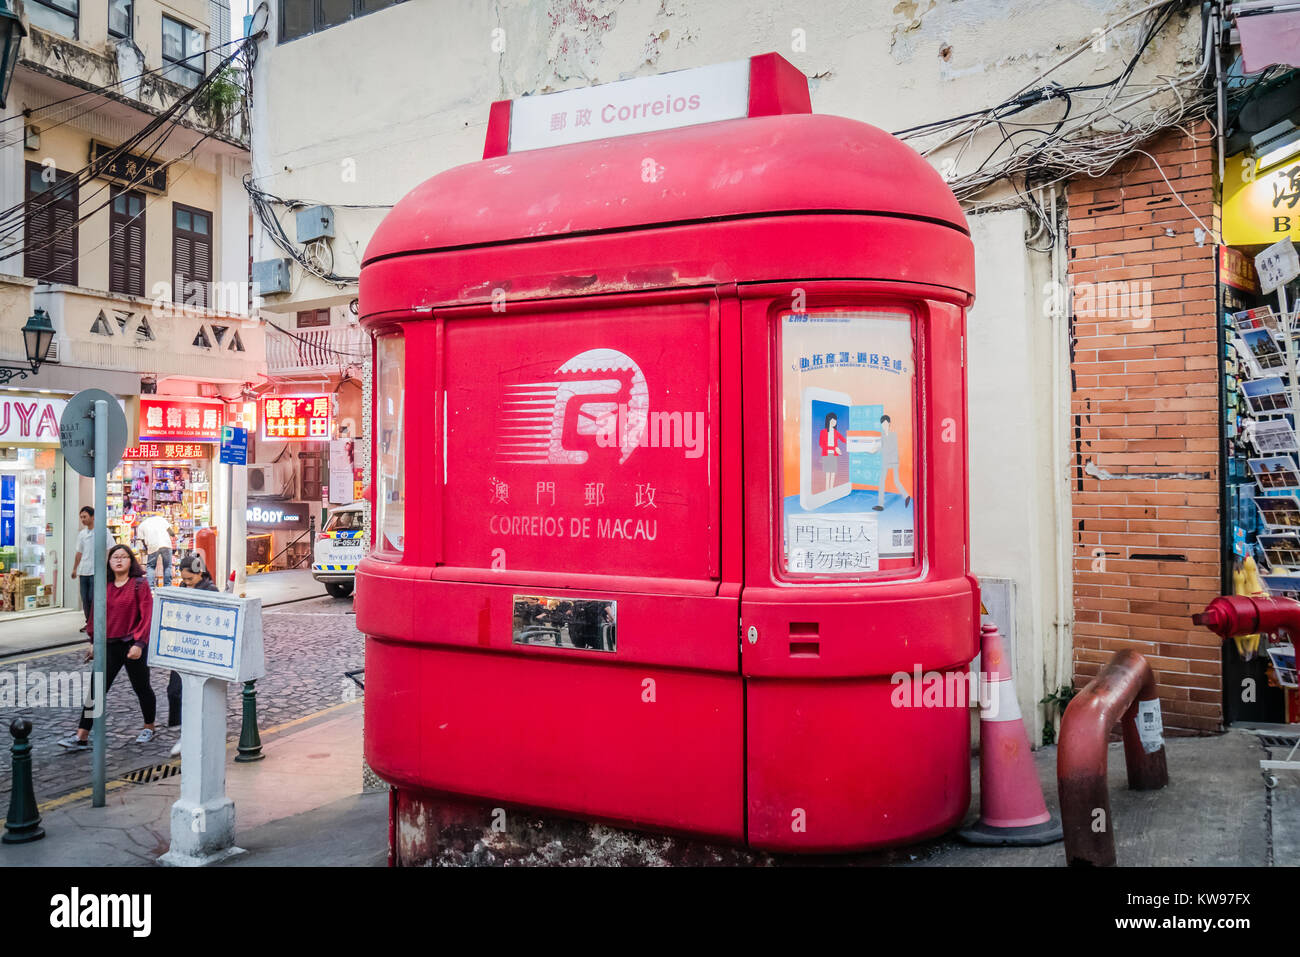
top-left (148, 587), bottom-right (264, 683)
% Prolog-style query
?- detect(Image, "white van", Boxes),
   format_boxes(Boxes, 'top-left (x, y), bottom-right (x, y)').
top-left (312, 501), bottom-right (365, 598)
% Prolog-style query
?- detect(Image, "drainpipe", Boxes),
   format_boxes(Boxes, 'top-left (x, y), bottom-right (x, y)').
top-left (1049, 184), bottom-right (1073, 724)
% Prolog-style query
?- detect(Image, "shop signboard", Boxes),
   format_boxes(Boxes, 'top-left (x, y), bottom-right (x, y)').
top-left (0, 394), bottom-right (66, 446)
top-left (261, 395), bottom-right (331, 441)
top-left (138, 397), bottom-right (224, 442)
top-left (1224, 151), bottom-right (1300, 246)
top-left (123, 442), bottom-right (209, 460)
top-left (246, 503), bottom-right (307, 529)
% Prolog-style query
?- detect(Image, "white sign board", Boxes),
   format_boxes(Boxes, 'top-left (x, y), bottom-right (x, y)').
top-left (785, 513), bottom-right (879, 573)
top-left (1256, 238), bottom-right (1300, 294)
top-left (148, 587), bottom-right (264, 683)
top-left (509, 59), bottom-right (750, 153)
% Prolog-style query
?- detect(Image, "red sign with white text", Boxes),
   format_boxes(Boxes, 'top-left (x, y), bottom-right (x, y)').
top-left (441, 303), bottom-right (717, 580)
top-left (139, 397), bottom-right (224, 442)
top-left (261, 395), bottom-right (332, 441)
top-left (123, 442), bottom-right (209, 460)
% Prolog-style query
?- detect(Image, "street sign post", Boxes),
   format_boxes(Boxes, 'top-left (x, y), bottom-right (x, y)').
top-left (148, 586), bottom-right (264, 865)
top-left (58, 389), bottom-right (128, 809)
top-left (219, 426), bottom-right (248, 591)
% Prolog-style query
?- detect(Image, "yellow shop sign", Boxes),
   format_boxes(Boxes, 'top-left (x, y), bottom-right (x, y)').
top-left (1224, 151), bottom-right (1300, 246)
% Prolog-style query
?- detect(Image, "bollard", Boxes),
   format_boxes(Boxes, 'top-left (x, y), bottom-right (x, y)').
top-left (234, 680), bottom-right (264, 762)
top-left (3, 718), bottom-right (46, 844)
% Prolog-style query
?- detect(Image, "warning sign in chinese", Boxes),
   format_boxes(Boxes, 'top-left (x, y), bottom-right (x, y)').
top-left (261, 395), bottom-right (332, 442)
top-left (138, 397), bottom-right (224, 442)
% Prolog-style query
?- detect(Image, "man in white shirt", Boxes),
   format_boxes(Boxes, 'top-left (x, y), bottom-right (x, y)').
top-left (137, 513), bottom-right (175, 586)
top-left (69, 506), bottom-right (96, 633)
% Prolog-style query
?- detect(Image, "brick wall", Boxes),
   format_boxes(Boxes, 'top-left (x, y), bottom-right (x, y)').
top-left (1067, 121), bottom-right (1222, 733)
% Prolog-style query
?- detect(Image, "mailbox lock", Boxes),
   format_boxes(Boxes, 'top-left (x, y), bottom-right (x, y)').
top-left (746, 626), bottom-right (758, 645)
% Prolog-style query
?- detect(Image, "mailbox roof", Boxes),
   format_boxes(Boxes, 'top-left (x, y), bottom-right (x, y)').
top-left (363, 113), bottom-right (968, 265)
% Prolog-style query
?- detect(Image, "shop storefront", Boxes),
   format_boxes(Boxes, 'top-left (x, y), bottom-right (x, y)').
top-left (0, 391), bottom-right (72, 618)
top-left (1220, 147), bottom-right (1300, 725)
top-left (113, 396), bottom-right (224, 584)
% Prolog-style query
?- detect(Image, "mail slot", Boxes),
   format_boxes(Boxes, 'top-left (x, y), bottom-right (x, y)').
top-left (357, 53), bottom-right (979, 856)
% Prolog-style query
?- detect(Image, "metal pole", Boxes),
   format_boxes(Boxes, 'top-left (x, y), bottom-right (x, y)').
top-left (224, 460), bottom-right (233, 591)
top-left (91, 399), bottom-right (108, 808)
top-left (1282, 285), bottom-right (1298, 417)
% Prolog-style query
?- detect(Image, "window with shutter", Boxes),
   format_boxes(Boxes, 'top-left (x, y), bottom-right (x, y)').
top-left (296, 308), bottom-right (330, 328)
top-left (109, 188), bottom-right (146, 297)
top-left (24, 161), bottom-right (79, 286)
top-left (172, 203), bottom-right (212, 308)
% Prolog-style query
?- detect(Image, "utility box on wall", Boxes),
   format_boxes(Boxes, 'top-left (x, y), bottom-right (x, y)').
top-left (295, 205), bottom-right (335, 243)
top-left (252, 258), bottom-right (292, 295)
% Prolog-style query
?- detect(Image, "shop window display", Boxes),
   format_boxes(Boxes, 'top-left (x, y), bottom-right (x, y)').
top-left (0, 449), bottom-right (59, 615)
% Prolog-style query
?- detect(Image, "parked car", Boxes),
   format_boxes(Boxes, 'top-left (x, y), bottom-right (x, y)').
top-left (312, 502), bottom-right (365, 598)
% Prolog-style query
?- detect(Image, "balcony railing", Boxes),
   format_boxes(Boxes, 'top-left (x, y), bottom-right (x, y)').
top-left (265, 324), bottom-right (369, 377)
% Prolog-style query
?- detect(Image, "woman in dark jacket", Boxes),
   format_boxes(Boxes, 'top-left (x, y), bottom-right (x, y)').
top-left (57, 544), bottom-right (156, 749)
top-left (166, 552), bottom-right (218, 755)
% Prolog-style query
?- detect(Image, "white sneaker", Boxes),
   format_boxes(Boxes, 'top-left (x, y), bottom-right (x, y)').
top-left (135, 728), bottom-right (156, 744)
top-left (170, 739), bottom-right (182, 757)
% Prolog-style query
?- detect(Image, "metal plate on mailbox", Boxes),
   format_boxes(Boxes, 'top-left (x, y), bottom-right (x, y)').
top-left (512, 594), bottom-right (617, 652)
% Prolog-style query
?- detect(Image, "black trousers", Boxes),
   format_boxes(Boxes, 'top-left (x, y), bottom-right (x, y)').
top-left (77, 574), bottom-right (94, 625)
top-left (78, 640), bottom-right (156, 731)
top-left (167, 671), bottom-right (182, 727)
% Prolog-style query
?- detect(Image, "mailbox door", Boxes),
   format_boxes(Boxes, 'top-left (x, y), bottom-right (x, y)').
top-left (364, 289), bottom-right (746, 840)
top-left (738, 282), bottom-right (975, 851)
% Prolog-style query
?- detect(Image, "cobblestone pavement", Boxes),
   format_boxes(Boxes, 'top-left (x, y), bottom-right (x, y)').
top-left (0, 594), bottom-right (363, 809)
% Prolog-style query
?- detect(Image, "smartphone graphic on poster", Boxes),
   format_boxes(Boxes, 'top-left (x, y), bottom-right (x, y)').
top-left (800, 387), bottom-right (852, 511)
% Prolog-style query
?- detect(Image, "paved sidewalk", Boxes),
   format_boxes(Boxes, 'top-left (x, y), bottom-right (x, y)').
top-left (2, 714), bottom-right (1291, 866)
top-left (1, 702), bottom-right (381, 866)
top-left (0, 569), bottom-right (329, 658)
top-left (0, 595), bottom-right (363, 810)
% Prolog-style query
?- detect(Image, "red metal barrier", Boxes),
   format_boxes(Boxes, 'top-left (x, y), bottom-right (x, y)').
top-left (1056, 650), bottom-right (1169, 866)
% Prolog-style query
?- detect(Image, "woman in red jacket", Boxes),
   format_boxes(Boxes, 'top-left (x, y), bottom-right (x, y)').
top-left (818, 411), bottom-right (843, 492)
top-left (57, 544), bottom-right (157, 749)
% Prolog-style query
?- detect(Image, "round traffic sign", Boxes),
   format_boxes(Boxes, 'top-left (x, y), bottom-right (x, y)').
top-left (59, 389), bottom-right (129, 478)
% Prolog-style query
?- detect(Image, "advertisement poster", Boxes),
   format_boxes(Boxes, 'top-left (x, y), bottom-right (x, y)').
top-left (780, 309), bottom-right (916, 575)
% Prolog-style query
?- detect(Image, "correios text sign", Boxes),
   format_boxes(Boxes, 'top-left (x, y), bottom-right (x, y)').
top-left (508, 60), bottom-right (750, 153)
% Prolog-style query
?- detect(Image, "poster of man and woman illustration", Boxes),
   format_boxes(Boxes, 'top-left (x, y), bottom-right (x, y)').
top-left (780, 309), bottom-right (917, 575)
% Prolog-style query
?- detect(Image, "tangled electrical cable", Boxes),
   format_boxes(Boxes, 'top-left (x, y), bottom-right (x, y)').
top-left (244, 176), bottom-right (394, 288)
top-left (0, 33), bottom-right (265, 270)
top-left (896, 0), bottom-right (1216, 216)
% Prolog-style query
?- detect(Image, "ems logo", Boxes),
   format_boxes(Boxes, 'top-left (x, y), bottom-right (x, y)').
top-left (498, 348), bottom-right (648, 466)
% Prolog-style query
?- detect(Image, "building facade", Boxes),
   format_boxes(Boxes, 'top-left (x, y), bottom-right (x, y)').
top-left (0, 0), bottom-right (259, 618)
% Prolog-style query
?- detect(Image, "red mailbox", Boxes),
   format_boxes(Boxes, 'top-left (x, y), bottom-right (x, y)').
top-left (358, 54), bottom-right (978, 854)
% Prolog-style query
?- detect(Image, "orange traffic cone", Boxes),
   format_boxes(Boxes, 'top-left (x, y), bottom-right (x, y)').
top-left (958, 623), bottom-right (1063, 845)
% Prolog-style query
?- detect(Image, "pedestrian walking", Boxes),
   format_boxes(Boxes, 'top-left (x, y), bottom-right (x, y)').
top-left (168, 552), bottom-right (218, 756)
top-left (137, 512), bottom-right (175, 588)
top-left (56, 544), bottom-right (157, 751)
top-left (70, 506), bottom-right (95, 635)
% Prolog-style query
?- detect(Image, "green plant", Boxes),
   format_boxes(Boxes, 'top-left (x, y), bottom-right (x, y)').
top-left (198, 67), bottom-right (243, 125)
top-left (1039, 683), bottom-right (1077, 746)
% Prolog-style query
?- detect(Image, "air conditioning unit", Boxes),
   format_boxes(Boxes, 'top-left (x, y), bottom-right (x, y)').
top-left (246, 465), bottom-right (277, 495)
